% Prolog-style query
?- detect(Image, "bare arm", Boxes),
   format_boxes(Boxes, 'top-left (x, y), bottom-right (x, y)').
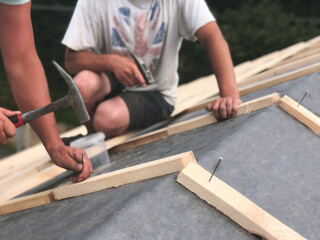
top-left (195, 21), bottom-right (241, 120)
top-left (0, 2), bottom-right (92, 182)
top-left (65, 48), bottom-right (146, 87)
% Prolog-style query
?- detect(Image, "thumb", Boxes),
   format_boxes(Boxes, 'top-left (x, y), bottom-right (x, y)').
top-left (68, 149), bottom-right (85, 172)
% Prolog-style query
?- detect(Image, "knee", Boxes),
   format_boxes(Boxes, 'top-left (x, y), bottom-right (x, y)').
top-left (73, 70), bottom-right (99, 98)
top-left (93, 104), bottom-right (121, 133)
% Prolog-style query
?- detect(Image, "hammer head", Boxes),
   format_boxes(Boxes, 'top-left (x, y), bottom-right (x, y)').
top-left (53, 61), bottom-right (90, 124)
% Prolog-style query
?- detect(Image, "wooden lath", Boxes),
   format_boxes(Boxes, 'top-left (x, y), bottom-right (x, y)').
top-left (0, 36), bottom-right (319, 205)
top-left (0, 151), bottom-right (196, 215)
top-left (110, 93), bottom-right (280, 152)
top-left (278, 95), bottom-right (320, 136)
top-left (1, 152), bottom-right (307, 240)
top-left (177, 162), bottom-right (306, 240)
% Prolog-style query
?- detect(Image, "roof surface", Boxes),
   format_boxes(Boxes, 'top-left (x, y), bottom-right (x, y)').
top-left (0, 72), bottom-right (319, 240)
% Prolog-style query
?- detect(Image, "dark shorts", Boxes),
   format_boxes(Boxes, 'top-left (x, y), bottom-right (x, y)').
top-left (100, 73), bottom-right (174, 130)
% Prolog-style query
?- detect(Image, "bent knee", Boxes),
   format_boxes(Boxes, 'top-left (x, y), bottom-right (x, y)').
top-left (74, 70), bottom-right (101, 96)
top-left (93, 102), bottom-right (129, 135)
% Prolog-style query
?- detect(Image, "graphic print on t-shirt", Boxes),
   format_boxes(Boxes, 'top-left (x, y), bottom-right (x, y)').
top-left (111, 0), bottom-right (165, 73)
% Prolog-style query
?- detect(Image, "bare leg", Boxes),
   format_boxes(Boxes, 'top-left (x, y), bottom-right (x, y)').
top-left (93, 96), bottom-right (130, 137)
top-left (73, 71), bottom-right (111, 133)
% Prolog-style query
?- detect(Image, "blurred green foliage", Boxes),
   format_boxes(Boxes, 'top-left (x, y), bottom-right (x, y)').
top-left (0, 0), bottom-right (319, 125)
top-left (178, 0), bottom-right (319, 84)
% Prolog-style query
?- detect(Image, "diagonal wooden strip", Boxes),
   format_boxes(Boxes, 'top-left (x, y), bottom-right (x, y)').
top-left (0, 165), bottom-right (65, 204)
top-left (238, 52), bottom-right (320, 87)
top-left (0, 190), bottom-right (54, 216)
top-left (239, 62), bottom-right (320, 96)
top-left (111, 93), bottom-right (280, 152)
top-left (0, 161), bottom-right (53, 190)
top-left (183, 61), bottom-right (320, 115)
top-left (167, 93), bottom-right (280, 135)
top-left (278, 95), bottom-right (320, 135)
top-left (236, 41), bottom-right (308, 84)
top-left (0, 125), bottom-right (87, 176)
top-left (53, 151), bottom-right (196, 200)
top-left (177, 162), bottom-right (306, 240)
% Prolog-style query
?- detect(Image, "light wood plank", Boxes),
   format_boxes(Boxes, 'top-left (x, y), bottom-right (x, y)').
top-left (168, 93), bottom-right (280, 135)
top-left (236, 42), bottom-right (308, 84)
top-left (177, 162), bottom-right (306, 240)
top-left (53, 151), bottom-right (196, 200)
top-left (239, 52), bottom-right (320, 87)
top-left (184, 60), bottom-right (320, 114)
top-left (0, 165), bottom-right (65, 204)
top-left (278, 95), bottom-right (320, 135)
top-left (239, 62), bottom-right (320, 96)
top-left (112, 93), bottom-right (280, 152)
top-left (0, 125), bottom-right (86, 176)
top-left (0, 161), bottom-right (53, 190)
top-left (0, 190), bottom-right (54, 216)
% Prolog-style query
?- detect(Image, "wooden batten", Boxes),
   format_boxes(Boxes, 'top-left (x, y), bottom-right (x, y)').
top-left (112, 93), bottom-right (280, 152)
top-left (239, 62), bottom-right (320, 96)
top-left (278, 95), bottom-right (320, 135)
top-left (53, 151), bottom-right (196, 200)
top-left (0, 165), bottom-right (65, 204)
top-left (177, 162), bottom-right (306, 240)
top-left (239, 52), bottom-right (320, 86)
top-left (0, 190), bottom-right (54, 216)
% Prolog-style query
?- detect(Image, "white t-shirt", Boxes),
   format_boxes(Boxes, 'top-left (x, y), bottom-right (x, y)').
top-left (62, 0), bottom-right (215, 106)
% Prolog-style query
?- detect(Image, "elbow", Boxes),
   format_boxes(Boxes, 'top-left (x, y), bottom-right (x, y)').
top-left (64, 48), bottom-right (79, 74)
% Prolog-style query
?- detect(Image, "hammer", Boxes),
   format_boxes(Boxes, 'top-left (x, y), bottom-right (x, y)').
top-left (8, 61), bottom-right (90, 128)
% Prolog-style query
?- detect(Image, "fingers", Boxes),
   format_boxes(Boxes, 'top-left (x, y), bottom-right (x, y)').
top-left (48, 144), bottom-right (92, 183)
top-left (113, 57), bottom-right (147, 87)
top-left (0, 111), bottom-right (17, 144)
top-left (121, 66), bottom-right (146, 87)
top-left (132, 68), bottom-right (146, 87)
top-left (206, 97), bottom-right (242, 121)
top-left (0, 107), bottom-right (21, 117)
top-left (69, 149), bottom-right (93, 183)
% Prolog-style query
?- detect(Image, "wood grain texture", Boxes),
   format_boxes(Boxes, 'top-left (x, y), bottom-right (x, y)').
top-left (177, 162), bottom-right (306, 240)
top-left (53, 151), bottom-right (196, 200)
top-left (0, 165), bottom-right (65, 204)
top-left (0, 190), bottom-right (54, 216)
top-left (278, 95), bottom-right (320, 135)
top-left (239, 52), bottom-right (320, 87)
top-left (239, 62), bottom-right (320, 96)
top-left (112, 93), bottom-right (280, 152)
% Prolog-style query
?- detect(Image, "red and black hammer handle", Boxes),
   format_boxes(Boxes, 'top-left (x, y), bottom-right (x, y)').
top-left (8, 96), bottom-right (70, 128)
top-left (8, 114), bottom-right (25, 128)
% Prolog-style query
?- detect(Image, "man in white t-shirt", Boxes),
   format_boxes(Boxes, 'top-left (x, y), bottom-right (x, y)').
top-left (0, 0), bottom-right (92, 182)
top-left (62, 0), bottom-right (241, 137)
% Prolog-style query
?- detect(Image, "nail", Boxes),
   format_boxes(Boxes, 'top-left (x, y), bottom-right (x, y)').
top-left (297, 91), bottom-right (309, 107)
top-left (209, 157), bottom-right (223, 181)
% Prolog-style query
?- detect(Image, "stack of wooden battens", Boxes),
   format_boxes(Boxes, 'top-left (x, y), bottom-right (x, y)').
top-left (0, 35), bottom-right (320, 211)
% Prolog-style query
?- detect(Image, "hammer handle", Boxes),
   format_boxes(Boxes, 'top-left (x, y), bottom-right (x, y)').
top-left (8, 114), bottom-right (25, 128)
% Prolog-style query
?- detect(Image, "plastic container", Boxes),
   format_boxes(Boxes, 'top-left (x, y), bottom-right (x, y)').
top-left (70, 132), bottom-right (110, 169)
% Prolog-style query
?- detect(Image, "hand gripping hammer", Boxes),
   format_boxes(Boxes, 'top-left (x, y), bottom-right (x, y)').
top-left (9, 61), bottom-right (90, 127)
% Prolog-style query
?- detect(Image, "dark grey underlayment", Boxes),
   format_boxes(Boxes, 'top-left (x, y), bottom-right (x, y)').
top-left (1, 72), bottom-right (319, 240)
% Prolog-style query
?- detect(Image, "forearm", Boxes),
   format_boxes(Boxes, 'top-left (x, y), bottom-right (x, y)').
top-left (196, 21), bottom-right (240, 98)
top-left (7, 58), bottom-right (62, 148)
top-left (64, 48), bottom-right (115, 74)
top-left (0, 2), bottom-right (62, 149)
top-left (207, 37), bottom-right (239, 98)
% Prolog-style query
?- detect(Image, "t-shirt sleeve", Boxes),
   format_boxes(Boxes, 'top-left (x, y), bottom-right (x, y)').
top-left (0, 0), bottom-right (29, 5)
top-left (178, 0), bottom-right (215, 41)
top-left (62, 0), bottom-right (103, 53)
